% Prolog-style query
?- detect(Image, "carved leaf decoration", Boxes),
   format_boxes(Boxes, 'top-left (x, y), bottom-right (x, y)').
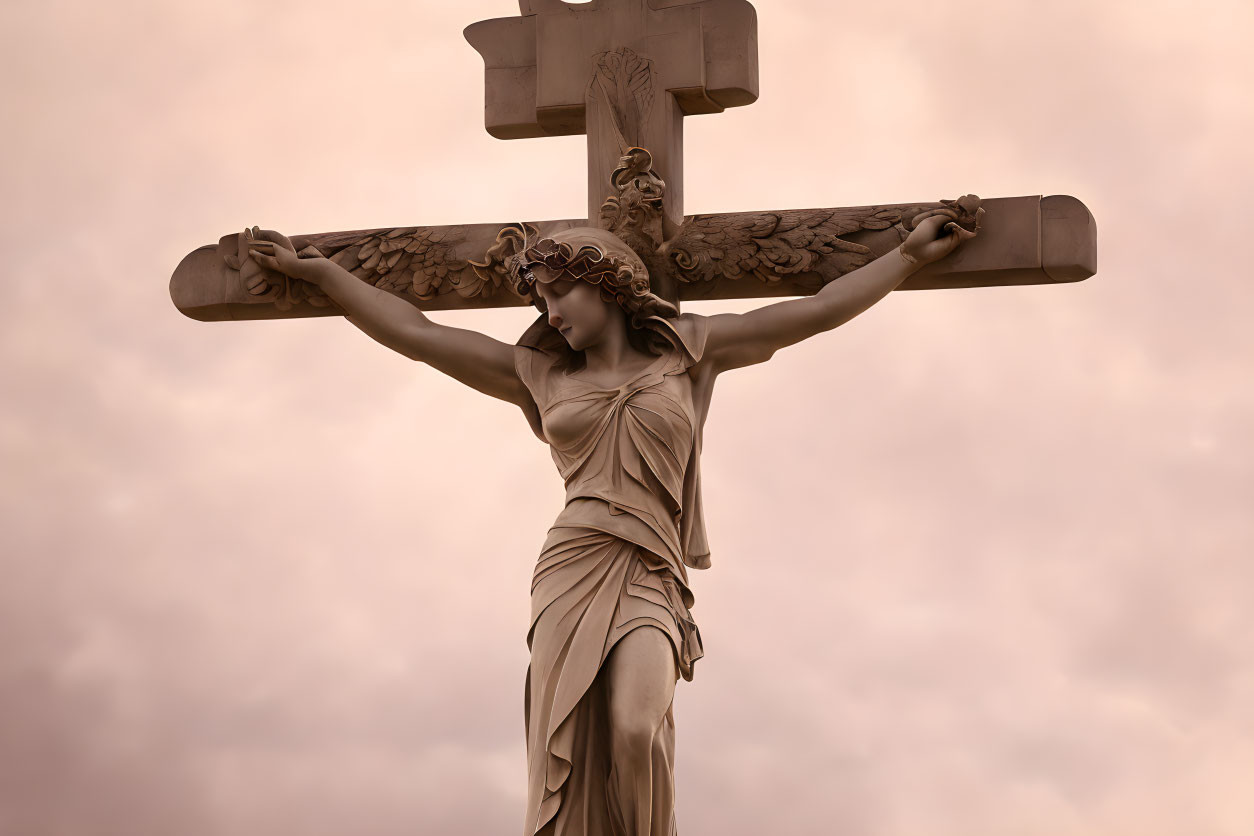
top-left (469, 223), bottom-right (536, 290)
top-left (590, 48), bottom-right (655, 148)
top-left (599, 147), bottom-right (666, 251)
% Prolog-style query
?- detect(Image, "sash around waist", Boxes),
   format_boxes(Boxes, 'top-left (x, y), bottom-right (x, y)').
top-left (544, 497), bottom-right (691, 602)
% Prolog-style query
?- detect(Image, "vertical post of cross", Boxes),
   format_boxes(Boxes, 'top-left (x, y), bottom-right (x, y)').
top-left (466, 0), bottom-right (759, 237)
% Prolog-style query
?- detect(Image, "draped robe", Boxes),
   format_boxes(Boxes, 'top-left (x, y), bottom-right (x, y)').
top-left (513, 313), bottom-right (715, 836)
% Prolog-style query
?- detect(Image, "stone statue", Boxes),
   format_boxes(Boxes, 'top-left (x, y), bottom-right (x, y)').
top-left (173, 2), bottom-right (1095, 833)
top-left (244, 192), bottom-right (977, 834)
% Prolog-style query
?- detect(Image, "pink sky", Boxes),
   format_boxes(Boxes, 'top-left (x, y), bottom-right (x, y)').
top-left (2, 0), bottom-right (1252, 834)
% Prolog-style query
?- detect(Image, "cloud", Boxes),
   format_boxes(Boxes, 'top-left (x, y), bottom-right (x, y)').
top-left (1, 1), bottom-right (1251, 834)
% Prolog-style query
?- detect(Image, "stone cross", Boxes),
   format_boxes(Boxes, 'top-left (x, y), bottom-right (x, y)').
top-left (467, 0), bottom-right (759, 232)
top-left (170, 0), bottom-right (1095, 322)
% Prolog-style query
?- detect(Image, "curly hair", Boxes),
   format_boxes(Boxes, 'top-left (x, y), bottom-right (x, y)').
top-left (510, 227), bottom-right (679, 355)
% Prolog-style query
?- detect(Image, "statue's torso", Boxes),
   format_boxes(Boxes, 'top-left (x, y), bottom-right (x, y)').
top-left (543, 350), bottom-right (696, 559)
top-left (515, 312), bottom-right (715, 574)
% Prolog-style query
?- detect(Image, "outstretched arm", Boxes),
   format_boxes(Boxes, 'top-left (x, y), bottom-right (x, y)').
top-left (246, 230), bottom-right (531, 409)
top-left (701, 215), bottom-right (971, 373)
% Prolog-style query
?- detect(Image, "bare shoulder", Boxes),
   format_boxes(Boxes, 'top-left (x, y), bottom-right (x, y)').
top-left (699, 310), bottom-right (781, 373)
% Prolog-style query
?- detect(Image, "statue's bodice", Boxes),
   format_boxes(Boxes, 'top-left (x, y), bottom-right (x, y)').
top-left (514, 313), bottom-right (715, 575)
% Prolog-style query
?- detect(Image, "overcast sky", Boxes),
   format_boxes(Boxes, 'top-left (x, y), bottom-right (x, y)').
top-left (2, 1), bottom-right (1252, 834)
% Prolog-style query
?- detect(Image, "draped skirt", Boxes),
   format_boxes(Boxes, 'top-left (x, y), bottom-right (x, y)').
top-left (524, 512), bottom-right (703, 836)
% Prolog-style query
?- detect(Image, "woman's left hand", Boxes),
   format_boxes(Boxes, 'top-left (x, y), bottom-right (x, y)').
top-left (901, 213), bottom-right (977, 266)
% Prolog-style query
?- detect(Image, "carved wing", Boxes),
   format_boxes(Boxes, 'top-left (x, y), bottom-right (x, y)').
top-left (215, 221), bottom-right (556, 314)
top-left (318, 226), bottom-right (493, 301)
top-left (661, 206), bottom-right (909, 286)
top-left (661, 199), bottom-right (982, 289)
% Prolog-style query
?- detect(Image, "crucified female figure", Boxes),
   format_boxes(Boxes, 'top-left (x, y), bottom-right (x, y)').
top-left (246, 210), bottom-right (972, 836)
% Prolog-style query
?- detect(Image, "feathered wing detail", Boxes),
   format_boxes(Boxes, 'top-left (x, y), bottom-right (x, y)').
top-left (322, 226), bottom-right (486, 300)
top-left (661, 207), bottom-right (892, 285)
top-left (219, 222), bottom-right (552, 313)
top-left (660, 198), bottom-right (983, 288)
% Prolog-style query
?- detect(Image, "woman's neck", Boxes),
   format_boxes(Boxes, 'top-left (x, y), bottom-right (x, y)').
top-left (582, 314), bottom-right (643, 375)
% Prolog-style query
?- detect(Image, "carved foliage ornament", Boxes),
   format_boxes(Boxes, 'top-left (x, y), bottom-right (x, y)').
top-left (600, 146), bottom-right (667, 250)
top-left (470, 145), bottom-right (667, 292)
top-left (589, 48), bottom-right (656, 149)
top-left (225, 144), bottom-right (981, 311)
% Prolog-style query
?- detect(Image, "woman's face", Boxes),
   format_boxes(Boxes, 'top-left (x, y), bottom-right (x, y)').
top-left (531, 269), bottom-right (618, 351)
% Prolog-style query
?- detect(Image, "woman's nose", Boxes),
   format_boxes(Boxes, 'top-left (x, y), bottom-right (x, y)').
top-left (548, 309), bottom-right (563, 329)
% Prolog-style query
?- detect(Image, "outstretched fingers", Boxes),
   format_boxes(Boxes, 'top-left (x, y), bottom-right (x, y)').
top-left (246, 226), bottom-right (296, 250)
top-left (249, 251), bottom-right (280, 271)
top-left (246, 238), bottom-right (280, 271)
